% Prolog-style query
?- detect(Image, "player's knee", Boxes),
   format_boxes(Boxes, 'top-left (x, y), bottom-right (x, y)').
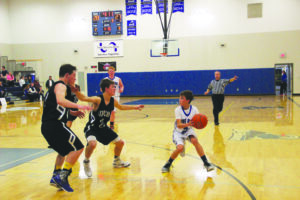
top-left (177, 145), bottom-right (184, 152)
top-left (116, 139), bottom-right (124, 147)
top-left (88, 141), bottom-right (97, 149)
top-left (190, 137), bottom-right (198, 145)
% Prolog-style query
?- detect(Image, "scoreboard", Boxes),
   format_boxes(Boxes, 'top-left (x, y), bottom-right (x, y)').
top-left (92, 10), bottom-right (123, 36)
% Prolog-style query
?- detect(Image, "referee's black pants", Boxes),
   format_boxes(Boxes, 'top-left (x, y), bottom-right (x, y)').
top-left (212, 94), bottom-right (225, 124)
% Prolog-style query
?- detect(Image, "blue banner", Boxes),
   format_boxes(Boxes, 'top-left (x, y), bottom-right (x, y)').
top-left (126, 0), bottom-right (137, 16)
top-left (127, 20), bottom-right (137, 36)
top-left (156, 0), bottom-right (168, 14)
top-left (141, 0), bottom-right (152, 15)
top-left (172, 0), bottom-right (184, 13)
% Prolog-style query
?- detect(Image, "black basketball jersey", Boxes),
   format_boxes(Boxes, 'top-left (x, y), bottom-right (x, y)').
top-left (86, 95), bottom-right (114, 129)
top-left (42, 81), bottom-right (73, 122)
top-left (69, 91), bottom-right (79, 111)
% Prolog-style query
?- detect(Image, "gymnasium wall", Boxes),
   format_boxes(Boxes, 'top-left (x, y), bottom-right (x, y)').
top-left (4, 0), bottom-right (300, 93)
top-left (87, 68), bottom-right (275, 96)
top-left (0, 0), bottom-right (12, 57)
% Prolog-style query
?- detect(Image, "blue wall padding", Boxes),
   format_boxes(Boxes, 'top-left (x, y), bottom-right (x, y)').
top-left (87, 68), bottom-right (275, 96)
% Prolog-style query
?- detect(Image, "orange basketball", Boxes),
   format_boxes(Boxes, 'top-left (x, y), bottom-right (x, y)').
top-left (192, 114), bottom-right (208, 129)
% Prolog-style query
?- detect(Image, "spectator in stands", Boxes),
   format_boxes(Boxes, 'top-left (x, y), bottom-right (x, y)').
top-left (6, 72), bottom-right (15, 87)
top-left (28, 75), bottom-right (32, 83)
top-left (45, 75), bottom-right (54, 90)
top-left (24, 76), bottom-right (29, 85)
top-left (0, 66), bottom-right (8, 85)
top-left (19, 76), bottom-right (26, 88)
top-left (0, 81), bottom-right (6, 98)
top-left (28, 83), bottom-right (39, 102)
top-left (39, 86), bottom-right (45, 101)
top-left (34, 79), bottom-right (41, 91)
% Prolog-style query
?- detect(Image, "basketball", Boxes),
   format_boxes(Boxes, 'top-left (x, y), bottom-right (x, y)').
top-left (192, 114), bottom-right (208, 129)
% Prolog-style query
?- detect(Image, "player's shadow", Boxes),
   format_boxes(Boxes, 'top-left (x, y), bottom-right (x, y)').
top-left (212, 126), bottom-right (237, 174)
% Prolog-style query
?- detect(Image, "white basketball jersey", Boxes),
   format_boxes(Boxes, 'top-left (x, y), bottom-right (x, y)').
top-left (174, 105), bottom-right (199, 133)
top-left (105, 76), bottom-right (120, 97)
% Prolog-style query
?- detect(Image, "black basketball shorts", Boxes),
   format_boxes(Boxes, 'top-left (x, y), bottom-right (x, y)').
top-left (41, 121), bottom-right (84, 156)
top-left (84, 125), bottom-right (118, 145)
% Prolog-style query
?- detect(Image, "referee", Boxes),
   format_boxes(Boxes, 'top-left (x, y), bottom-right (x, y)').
top-left (204, 71), bottom-right (238, 125)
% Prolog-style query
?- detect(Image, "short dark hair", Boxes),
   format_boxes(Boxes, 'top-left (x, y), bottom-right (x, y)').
top-left (2, 66), bottom-right (5, 69)
top-left (180, 90), bottom-right (194, 103)
top-left (59, 64), bottom-right (76, 77)
top-left (100, 79), bottom-right (114, 93)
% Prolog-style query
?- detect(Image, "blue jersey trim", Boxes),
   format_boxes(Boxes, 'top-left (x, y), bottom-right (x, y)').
top-left (182, 105), bottom-right (192, 117)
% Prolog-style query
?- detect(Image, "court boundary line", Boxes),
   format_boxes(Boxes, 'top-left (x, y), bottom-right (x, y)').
top-left (288, 96), bottom-right (300, 107)
top-left (127, 141), bottom-right (256, 200)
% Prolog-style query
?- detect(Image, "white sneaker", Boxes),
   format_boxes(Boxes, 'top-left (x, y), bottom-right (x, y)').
top-left (204, 163), bottom-right (215, 172)
top-left (83, 160), bottom-right (92, 177)
top-left (113, 158), bottom-right (131, 168)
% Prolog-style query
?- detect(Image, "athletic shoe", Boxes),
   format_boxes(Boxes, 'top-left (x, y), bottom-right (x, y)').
top-left (113, 158), bottom-right (130, 168)
top-left (204, 163), bottom-right (215, 172)
top-left (161, 165), bottom-right (170, 173)
top-left (83, 160), bottom-right (92, 177)
top-left (53, 170), bottom-right (73, 192)
top-left (50, 170), bottom-right (61, 189)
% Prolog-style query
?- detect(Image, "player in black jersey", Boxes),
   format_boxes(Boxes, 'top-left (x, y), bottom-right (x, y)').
top-left (66, 84), bottom-right (84, 128)
top-left (41, 64), bottom-right (92, 192)
top-left (71, 79), bottom-right (144, 177)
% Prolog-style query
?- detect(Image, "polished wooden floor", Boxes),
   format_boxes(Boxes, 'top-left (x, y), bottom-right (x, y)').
top-left (0, 95), bottom-right (300, 200)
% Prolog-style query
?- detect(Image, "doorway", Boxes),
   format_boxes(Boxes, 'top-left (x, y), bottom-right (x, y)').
top-left (274, 63), bottom-right (293, 95)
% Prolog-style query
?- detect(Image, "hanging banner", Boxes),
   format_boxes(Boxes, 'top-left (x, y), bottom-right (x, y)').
top-left (127, 20), bottom-right (137, 36)
top-left (141, 0), bottom-right (152, 15)
top-left (156, 0), bottom-right (168, 14)
top-left (172, 0), bottom-right (184, 13)
top-left (126, 0), bottom-right (137, 16)
top-left (94, 39), bottom-right (124, 57)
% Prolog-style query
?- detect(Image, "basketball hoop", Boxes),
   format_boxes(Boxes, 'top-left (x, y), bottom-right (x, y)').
top-left (160, 53), bottom-right (168, 57)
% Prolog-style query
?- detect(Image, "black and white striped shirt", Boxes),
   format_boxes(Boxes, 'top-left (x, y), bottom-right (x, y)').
top-left (208, 79), bottom-right (230, 94)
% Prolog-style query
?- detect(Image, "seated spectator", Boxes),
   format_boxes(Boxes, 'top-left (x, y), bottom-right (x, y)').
top-left (6, 72), bottom-right (15, 87)
top-left (38, 86), bottom-right (45, 101)
top-left (27, 83), bottom-right (39, 102)
top-left (0, 66), bottom-right (8, 85)
top-left (34, 79), bottom-right (41, 91)
top-left (19, 76), bottom-right (26, 88)
top-left (24, 76), bottom-right (29, 85)
top-left (0, 81), bottom-right (6, 98)
top-left (28, 75), bottom-right (32, 83)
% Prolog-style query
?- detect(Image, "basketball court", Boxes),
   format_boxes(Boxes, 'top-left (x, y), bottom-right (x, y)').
top-left (0, 95), bottom-right (300, 199)
top-left (1, 0), bottom-right (300, 199)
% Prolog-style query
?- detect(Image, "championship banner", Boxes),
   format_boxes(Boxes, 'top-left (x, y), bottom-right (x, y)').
top-left (156, 0), bottom-right (168, 14)
top-left (172, 0), bottom-right (184, 13)
top-left (141, 0), bottom-right (152, 15)
top-left (127, 20), bottom-right (137, 36)
top-left (126, 0), bottom-right (137, 16)
top-left (94, 39), bottom-right (124, 57)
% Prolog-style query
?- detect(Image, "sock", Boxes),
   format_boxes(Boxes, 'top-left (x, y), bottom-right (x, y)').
top-left (164, 158), bottom-right (174, 168)
top-left (63, 161), bottom-right (73, 170)
top-left (55, 165), bottom-right (62, 171)
top-left (201, 155), bottom-right (209, 165)
top-left (114, 155), bottom-right (119, 159)
top-left (84, 157), bottom-right (90, 163)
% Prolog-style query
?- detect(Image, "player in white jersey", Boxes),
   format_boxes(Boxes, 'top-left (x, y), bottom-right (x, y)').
top-left (162, 90), bottom-right (214, 173)
top-left (104, 66), bottom-right (124, 130)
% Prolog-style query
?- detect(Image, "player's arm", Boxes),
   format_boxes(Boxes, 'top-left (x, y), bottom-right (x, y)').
top-left (176, 119), bottom-right (193, 129)
top-left (229, 75), bottom-right (238, 83)
top-left (119, 79), bottom-right (124, 93)
top-left (114, 99), bottom-right (144, 111)
top-left (72, 89), bottom-right (101, 105)
top-left (204, 82), bottom-right (212, 95)
top-left (55, 83), bottom-right (83, 109)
